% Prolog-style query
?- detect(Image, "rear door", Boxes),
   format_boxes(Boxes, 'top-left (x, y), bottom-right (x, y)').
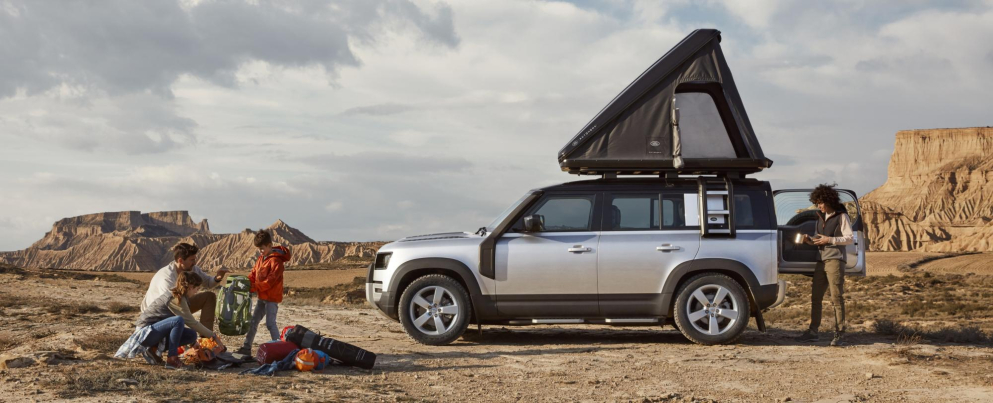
top-left (773, 189), bottom-right (866, 275)
top-left (596, 191), bottom-right (701, 316)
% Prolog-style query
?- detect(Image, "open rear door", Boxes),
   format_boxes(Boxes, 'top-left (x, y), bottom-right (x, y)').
top-left (774, 189), bottom-right (866, 276)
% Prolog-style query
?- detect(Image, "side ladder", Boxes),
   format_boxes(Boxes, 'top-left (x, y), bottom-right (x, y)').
top-left (696, 176), bottom-right (736, 238)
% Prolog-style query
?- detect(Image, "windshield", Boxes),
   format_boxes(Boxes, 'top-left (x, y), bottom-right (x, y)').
top-left (485, 192), bottom-right (532, 231)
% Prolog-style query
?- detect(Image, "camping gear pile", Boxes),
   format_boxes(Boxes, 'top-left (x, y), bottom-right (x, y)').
top-left (241, 324), bottom-right (377, 376)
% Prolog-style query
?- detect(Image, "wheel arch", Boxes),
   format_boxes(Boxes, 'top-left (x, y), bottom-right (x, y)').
top-left (661, 258), bottom-right (761, 318)
top-left (388, 258), bottom-right (493, 322)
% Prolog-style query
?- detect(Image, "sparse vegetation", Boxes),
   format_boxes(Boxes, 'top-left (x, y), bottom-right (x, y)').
top-left (107, 301), bottom-right (138, 314)
top-left (48, 366), bottom-right (208, 399)
top-left (0, 333), bottom-right (18, 351)
top-left (284, 276), bottom-right (366, 306)
top-left (896, 252), bottom-right (980, 272)
top-left (873, 319), bottom-right (991, 345)
top-left (45, 301), bottom-right (105, 316)
top-left (285, 255), bottom-right (375, 271)
top-left (75, 332), bottom-right (130, 352)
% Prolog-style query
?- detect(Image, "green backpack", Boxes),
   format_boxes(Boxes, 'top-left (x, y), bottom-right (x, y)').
top-left (216, 275), bottom-right (253, 336)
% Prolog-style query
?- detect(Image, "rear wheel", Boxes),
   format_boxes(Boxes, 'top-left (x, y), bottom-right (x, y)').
top-left (398, 275), bottom-right (471, 345)
top-left (673, 273), bottom-right (750, 345)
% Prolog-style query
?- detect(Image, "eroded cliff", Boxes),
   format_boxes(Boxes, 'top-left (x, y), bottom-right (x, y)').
top-left (862, 127), bottom-right (993, 251)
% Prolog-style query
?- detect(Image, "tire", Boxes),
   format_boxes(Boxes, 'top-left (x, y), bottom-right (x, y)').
top-left (398, 274), bottom-right (472, 346)
top-left (673, 273), bottom-right (750, 345)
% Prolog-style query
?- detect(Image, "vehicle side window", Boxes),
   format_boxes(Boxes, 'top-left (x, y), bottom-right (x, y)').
top-left (526, 195), bottom-right (595, 232)
top-left (604, 194), bottom-right (659, 231)
top-left (661, 194), bottom-right (688, 229)
top-left (734, 195), bottom-right (755, 227)
top-left (676, 190), bottom-right (772, 229)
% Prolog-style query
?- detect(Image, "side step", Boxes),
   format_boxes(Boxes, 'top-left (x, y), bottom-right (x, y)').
top-left (605, 318), bottom-right (658, 324)
top-left (505, 318), bottom-right (660, 325)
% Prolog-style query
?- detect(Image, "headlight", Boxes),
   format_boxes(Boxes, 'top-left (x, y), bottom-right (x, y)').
top-left (374, 252), bottom-right (392, 270)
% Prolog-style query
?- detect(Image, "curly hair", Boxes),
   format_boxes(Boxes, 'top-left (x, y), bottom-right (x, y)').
top-left (172, 243), bottom-right (199, 261)
top-left (809, 183), bottom-right (845, 212)
top-left (253, 229), bottom-right (272, 247)
top-left (171, 271), bottom-right (203, 300)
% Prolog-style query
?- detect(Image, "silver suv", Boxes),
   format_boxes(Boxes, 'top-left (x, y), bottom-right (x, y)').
top-left (367, 178), bottom-right (867, 345)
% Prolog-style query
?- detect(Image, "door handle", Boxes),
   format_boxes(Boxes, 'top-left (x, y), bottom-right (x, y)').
top-left (567, 246), bottom-right (592, 253)
top-left (656, 245), bottom-right (680, 252)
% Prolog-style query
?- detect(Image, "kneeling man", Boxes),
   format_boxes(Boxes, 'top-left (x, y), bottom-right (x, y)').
top-left (794, 184), bottom-right (853, 346)
top-left (141, 243), bottom-right (229, 332)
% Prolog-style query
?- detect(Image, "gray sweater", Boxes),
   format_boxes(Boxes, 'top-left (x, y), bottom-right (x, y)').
top-left (135, 292), bottom-right (215, 338)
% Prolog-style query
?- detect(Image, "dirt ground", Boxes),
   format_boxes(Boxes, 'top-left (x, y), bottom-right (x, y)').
top-left (1, 255), bottom-right (992, 402)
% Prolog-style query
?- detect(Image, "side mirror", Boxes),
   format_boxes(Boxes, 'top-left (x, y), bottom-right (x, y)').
top-left (523, 214), bottom-right (545, 232)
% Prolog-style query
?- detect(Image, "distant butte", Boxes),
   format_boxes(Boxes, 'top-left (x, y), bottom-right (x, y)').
top-left (862, 127), bottom-right (993, 251)
top-left (0, 211), bottom-right (382, 271)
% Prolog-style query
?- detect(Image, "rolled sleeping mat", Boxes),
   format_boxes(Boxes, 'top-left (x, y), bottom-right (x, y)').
top-left (284, 325), bottom-right (376, 370)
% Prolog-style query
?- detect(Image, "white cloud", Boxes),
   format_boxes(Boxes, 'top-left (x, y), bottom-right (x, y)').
top-left (1, 1), bottom-right (991, 250)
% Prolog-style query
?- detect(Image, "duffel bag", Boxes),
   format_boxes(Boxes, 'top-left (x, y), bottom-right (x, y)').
top-left (256, 340), bottom-right (298, 365)
top-left (284, 325), bottom-right (376, 369)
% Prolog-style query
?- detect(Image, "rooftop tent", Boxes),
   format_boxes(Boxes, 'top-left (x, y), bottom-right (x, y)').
top-left (558, 29), bottom-right (773, 176)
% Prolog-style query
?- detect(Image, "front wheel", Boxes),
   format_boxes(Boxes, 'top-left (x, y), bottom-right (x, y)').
top-left (673, 273), bottom-right (750, 345)
top-left (398, 275), bottom-right (471, 345)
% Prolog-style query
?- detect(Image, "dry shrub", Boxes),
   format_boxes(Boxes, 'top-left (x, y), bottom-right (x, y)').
top-left (873, 319), bottom-right (991, 345)
top-left (285, 276), bottom-right (366, 306)
top-left (76, 332), bottom-right (130, 351)
top-left (0, 293), bottom-right (23, 308)
top-left (45, 301), bottom-right (105, 316)
top-left (897, 332), bottom-right (923, 346)
top-left (107, 301), bottom-right (138, 314)
top-left (0, 333), bottom-right (18, 351)
top-left (32, 329), bottom-right (56, 339)
top-left (872, 319), bottom-right (906, 336)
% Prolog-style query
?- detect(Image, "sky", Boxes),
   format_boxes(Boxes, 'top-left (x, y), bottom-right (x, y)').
top-left (1, 0), bottom-right (991, 250)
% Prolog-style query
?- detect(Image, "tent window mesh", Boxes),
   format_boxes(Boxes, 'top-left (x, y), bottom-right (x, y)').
top-left (675, 92), bottom-right (736, 158)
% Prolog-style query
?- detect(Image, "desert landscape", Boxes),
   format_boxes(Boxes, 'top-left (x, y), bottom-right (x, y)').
top-left (1, 128), bottom-right (992, 402)
top-left (1, 252), bottom-right (992, 402)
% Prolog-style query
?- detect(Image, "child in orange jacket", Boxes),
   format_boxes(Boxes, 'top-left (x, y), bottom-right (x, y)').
top-left (237, 229), bottom-right (290, 356)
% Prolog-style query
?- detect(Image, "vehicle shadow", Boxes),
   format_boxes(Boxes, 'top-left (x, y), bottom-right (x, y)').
top-left (458, 326), bottom-right (692, 346)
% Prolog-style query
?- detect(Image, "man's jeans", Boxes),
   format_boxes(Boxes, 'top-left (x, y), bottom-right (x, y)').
top-left (142, 316), bottom-right (197, 357)
top-left (809, 259), bottom-right (847, 333)
top-left (243, 299), bottom-right (279, 350)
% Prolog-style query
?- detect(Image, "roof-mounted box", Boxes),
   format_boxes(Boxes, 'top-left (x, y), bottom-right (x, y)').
top-left (558, 29), bottom-right (773, 176)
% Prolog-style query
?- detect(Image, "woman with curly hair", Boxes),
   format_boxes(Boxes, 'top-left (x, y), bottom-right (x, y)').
top-left (794, 183), bottom-right (854, 346)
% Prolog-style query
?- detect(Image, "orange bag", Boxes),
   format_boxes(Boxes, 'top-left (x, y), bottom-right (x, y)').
top-left (181, 337), bottom-right (225, 365)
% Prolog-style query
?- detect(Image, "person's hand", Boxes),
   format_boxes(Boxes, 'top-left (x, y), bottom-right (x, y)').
top-left (214, 268), bottom-right (229, 282)
top-left (812, 235), bottom-right (832, 246)
top-left (213, 335), bottom-right (226, 349)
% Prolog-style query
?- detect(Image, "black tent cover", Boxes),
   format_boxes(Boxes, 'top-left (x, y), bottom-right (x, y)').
top-left (558, 29), bottom-right (773, 175)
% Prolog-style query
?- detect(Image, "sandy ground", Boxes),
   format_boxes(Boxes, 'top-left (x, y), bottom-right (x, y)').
top-left (1, 255), bottom-right (992, 402)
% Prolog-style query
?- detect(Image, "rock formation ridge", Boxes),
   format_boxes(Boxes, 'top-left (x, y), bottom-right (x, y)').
top-left (0, 211), bottom-right (381, 271)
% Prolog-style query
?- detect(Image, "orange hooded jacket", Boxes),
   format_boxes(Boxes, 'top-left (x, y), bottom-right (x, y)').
top-left (249, 245), bottom-right (290, 303)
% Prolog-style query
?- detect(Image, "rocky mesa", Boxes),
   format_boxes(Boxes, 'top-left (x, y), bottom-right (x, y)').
top-left (0, 211), bottom-right (382, 271)
top-left (862, 127), bottom-right (993, 251)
